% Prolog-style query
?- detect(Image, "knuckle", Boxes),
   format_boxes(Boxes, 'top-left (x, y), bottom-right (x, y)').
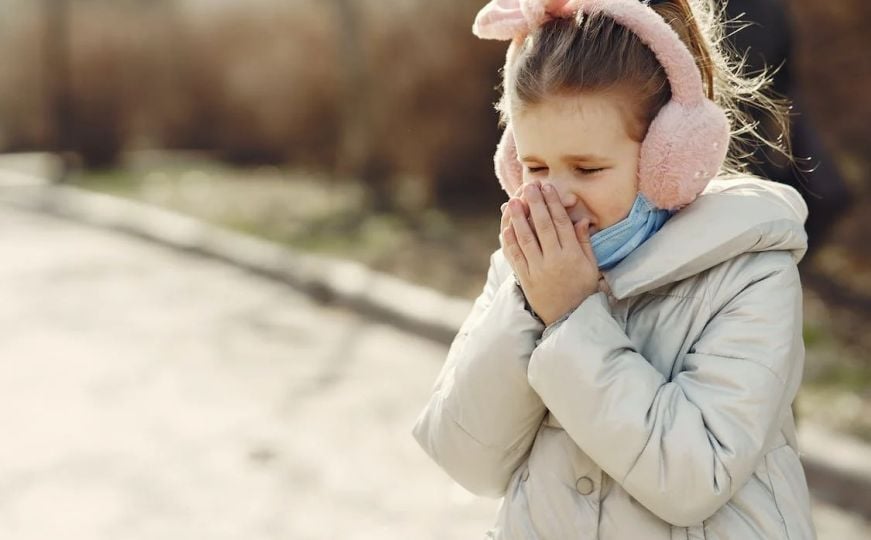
top-left (518, 230), bottom-right (536, 246)
top-left (514, 229), bottom-right (529, 242)
top-left (552, 212), bottom-right (572, 227)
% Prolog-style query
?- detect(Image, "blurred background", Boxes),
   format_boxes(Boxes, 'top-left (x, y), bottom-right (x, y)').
top-left (0, 0), bottom-right (869, 537)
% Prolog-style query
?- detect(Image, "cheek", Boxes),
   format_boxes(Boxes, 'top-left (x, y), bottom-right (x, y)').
top-left (594, 173), bottom-right (638, 227)
top-left (601, 203), bottom-right (631, 228)
top-left (615, 167), bottom-right (639, 209)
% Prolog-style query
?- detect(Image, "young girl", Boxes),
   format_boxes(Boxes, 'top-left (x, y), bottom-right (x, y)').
top-left (412, 0), bottom-right (817, 538)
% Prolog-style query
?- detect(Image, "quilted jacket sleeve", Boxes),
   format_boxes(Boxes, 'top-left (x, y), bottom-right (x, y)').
top-left (411, 248), bottom-right (547, 498)
top-left (525, 251), bottom-right (804, 525)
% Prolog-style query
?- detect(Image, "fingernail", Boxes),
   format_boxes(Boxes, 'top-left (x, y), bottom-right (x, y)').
top-left (500, 202), bottom-right (508, 213)
top-left (542, 184), bottom-right (553, 193)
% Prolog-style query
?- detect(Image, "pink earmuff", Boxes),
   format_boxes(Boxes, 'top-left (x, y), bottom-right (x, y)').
top-left (474, 0), bottom-right (730, 211)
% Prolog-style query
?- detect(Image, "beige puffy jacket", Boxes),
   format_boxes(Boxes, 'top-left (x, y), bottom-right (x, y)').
top-left (412, 177), bottom-right (817, 539)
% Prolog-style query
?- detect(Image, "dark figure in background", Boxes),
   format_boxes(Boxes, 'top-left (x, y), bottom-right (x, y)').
top-left (721, 0), bottom-right (853, 262)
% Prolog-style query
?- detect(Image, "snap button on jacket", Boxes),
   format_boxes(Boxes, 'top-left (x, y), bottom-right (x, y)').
top-left (575, 476), bottom-right (595, 495)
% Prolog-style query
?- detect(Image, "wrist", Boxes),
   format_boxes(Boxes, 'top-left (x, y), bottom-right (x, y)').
top-left (543, 309), bottom-right (572, 331)
top-left (539, 293), bottom-right (592, 326)
top-left (514, 274), bottom-right (545, 325)
top-left (513, 274), bottom-right (592, 326)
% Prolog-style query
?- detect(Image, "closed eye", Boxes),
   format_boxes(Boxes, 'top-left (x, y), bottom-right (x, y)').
top-left (526, 166), bottom-right (605, 175)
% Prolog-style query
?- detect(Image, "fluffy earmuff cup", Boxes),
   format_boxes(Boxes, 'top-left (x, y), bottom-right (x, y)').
top-left (495, 124), bottom-right (524, 196)
top-left (638, 99), bottom-right (730, 211)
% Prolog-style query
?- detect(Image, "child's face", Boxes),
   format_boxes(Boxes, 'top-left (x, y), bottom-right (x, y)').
top-left (511, 91), bottom-right (641, 236)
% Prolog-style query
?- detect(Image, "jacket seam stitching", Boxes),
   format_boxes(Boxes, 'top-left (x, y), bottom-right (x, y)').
top-left (620, 386), bottom-right (665, 488)
top-left (689, 352), bottom-right (788, 386)
top-left (695, 263), bottom-right (789, 386)
top-left (443, 407), bottom-right (504, 455)
top-left (701, 266), bottom-right (713, 318)
top-left (763, 452), bottom-right (792, 539)
top-left (440, 385), bottom-right (541, 457)
top-left (643, 292), bottom-right (704, 301)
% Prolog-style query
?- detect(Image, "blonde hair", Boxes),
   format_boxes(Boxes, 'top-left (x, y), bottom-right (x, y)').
top-left (496, 0), bottom-right (794, 177)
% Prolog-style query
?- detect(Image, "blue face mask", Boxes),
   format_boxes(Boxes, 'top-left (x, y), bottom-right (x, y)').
top-left (590, 193), bottom-right (674, 271)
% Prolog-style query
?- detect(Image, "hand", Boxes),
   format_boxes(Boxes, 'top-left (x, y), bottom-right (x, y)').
top-left (499, 180), bottom-right (601, 325)
top-left (499, 184), bottom-right (530, 256)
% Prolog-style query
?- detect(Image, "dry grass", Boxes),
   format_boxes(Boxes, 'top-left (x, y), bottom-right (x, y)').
top-left (0, 0), bottom-right (508, 210)
top-left (0, 0), bottom-right (865, 215)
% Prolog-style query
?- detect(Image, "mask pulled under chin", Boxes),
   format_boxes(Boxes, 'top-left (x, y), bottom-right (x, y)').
top-left (590, 193), bottom-right (674, 271)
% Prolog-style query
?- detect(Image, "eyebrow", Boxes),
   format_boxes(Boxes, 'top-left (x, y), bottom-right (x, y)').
top-left (520, 153), bottom-right (608, 162)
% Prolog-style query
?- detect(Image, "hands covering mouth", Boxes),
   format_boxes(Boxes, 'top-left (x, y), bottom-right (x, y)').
top-left (502, 188), bottom-right (598, 237)
top-left (499, 180), bottom-right (603, 326)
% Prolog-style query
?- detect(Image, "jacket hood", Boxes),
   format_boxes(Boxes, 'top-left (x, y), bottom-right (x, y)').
top-left (604, 176), bottom-right (808, 299)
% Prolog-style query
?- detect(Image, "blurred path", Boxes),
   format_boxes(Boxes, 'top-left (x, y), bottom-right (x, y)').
top-left (0, 205), bottom-right (867, 539)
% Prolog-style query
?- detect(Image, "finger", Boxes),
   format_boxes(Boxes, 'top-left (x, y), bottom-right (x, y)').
top-left (509, 198), bottom-right (542, 263)
top-left (524, 182), bottom-right (560, 254)
top-left (512, 185), bottom-right (531, 218)
top-left (519, 193), bottom-right (531, 219)
top-left (499, 204), bottom-right (514, 252)
top-left (502, 224), bottom-right (529, 276)
top-left (500, 198), bottom-right (519, 246)
top-left (575, 218), bottom-right (597, 264)
top-left (499, 219), bottom-right (507, 252)
top-left (512, 186), bottom-right (532, 232)
top-left (541, 183), bottom-right (575, 250)
top-left (501, 197), bottom-right (520, 224)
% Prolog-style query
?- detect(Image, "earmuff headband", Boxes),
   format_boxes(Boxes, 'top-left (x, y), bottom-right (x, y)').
top-left (473, 0), bottom-right (730, 210)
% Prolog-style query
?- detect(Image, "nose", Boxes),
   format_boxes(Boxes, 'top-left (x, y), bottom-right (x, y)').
top-left (541, 179), bottom-right (578, 208)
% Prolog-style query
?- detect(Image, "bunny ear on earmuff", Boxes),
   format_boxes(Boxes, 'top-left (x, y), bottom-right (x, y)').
top-left (473, 0), bottom-right (528, 40)
top-left (473, 0), bottom-right (580, 40)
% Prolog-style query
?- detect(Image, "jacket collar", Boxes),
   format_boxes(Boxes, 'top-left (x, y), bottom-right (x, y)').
top-left (603, 176), bottom-right (809, 300)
